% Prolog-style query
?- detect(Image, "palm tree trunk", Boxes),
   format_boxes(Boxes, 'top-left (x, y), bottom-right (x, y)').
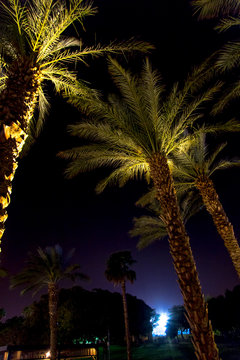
top-left (149, 152), bottom-right (220, 360)
top-left (48, 283), bottom-right (58, 360)
top-left (121, 280), bottom-right (131, 360)
top-left (196, 175), bottom-right (240, 278)
top-left (0, 57), bottom-right (41, 246)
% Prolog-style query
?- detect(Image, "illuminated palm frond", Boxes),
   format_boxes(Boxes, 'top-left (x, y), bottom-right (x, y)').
top-left (192, 0), bottom-right (240, 20)
top-left (0, 0), bottom-right (153, 139)
top-left (172, 133), bottom-right (240, 191)
top-left (61, 58), bottom-right (234, 193)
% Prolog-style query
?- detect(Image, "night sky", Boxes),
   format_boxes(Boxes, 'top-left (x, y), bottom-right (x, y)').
top-left (0, 0), bottom-right (240, 320)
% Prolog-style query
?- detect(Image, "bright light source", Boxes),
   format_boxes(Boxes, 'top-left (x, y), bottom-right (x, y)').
top-left (45, 351), bottom-right (50, 358)
top-left (153, 312), bottom-right (169, 336)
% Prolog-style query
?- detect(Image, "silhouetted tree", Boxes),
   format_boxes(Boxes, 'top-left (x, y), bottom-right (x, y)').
top-left (11, 245), bottom-right (88, 360)
top-left (105, 251), bottom-right (136, 360)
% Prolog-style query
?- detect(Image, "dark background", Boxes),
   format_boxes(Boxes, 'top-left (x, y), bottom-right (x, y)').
top-left (0, 0), bottom-right (239, 319)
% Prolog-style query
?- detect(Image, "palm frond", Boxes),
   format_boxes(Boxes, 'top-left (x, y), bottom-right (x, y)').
top-left (217, 41), bottom-right (240, 71)
top-left (192, 0), bottom-right (240, 19)
top-left (211, 81), bottom-right (240, 115)
top-left (130, 216), bottom-right (167, 249)
top-left (0, 0), bottom-right (28, 35)
top-left (96, 162), bottom-right (150, 194)
top-left (216, 16), bottom-right (240, 32)
top-left (37, 0), bottom-right (97, 60)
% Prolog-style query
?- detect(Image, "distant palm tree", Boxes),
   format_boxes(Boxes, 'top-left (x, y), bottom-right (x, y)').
top-left (0, 0), bottom-right (151, 248)
top-left (105, 251), bottom-right (136, 360)
top-left (11, 244), bottom-right (89, 360)
top-left (172, 133), bottom-right (240, 278)
top-left (59, 58), bottom-right (237, 359)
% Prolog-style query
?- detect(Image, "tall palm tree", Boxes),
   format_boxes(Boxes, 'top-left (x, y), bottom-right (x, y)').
top-left (105, 251), bottom-right (136, 360)
top-left (11, 244), bottom-right (89, 360)
top-left (0, 0), bottom-right (151, 249)
top-left (172, 133), bottom-right (240, 278)
top-left (59, 58), bottom-right (238, 359)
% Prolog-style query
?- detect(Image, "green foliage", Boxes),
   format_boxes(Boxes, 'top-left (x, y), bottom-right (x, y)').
top-left (0, 0), bottom-right (152, 148)
top-left (172, 132), bottom-right (240, 192)
top-left (10, 244), bottom-right (89, 295)
top-left (129, 190), bottom-right (203, 249)
top-left (60, 58), bottom-right (231, 193)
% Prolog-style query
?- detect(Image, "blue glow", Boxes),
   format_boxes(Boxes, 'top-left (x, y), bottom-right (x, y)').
top-left (153, 312), bottom-right (169, 336)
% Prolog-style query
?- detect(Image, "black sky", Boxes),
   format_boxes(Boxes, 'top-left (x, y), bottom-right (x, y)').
top-left (0, 0), bottom-right (240, 319)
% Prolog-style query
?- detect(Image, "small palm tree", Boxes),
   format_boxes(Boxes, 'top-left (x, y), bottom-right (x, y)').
top-left (172, 133), bottom-right (240, 278)
top-left (105, 251), bottom-right (136, 360)
top-left (11, 244), bottom-right (89, 360)
top-left (59, 58), bottom-right (237, 359)
top-left (0, 0), bottom-right (151, 248)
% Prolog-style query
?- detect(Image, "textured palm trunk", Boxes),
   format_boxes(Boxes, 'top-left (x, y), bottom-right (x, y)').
top-left (149, 153), bottom-right (220, 360)
top-left (196, 174), bottom-right (240, 278)
top-left (121, 280), bottom-right (131, 360)
top-left (48, 283), bottom-right (58, 360)
top-left (0, 57), bottom-right (41, 247)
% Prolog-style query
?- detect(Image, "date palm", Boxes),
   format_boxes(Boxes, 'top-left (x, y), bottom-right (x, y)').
top-left (11, 244), bottom-right (89, 360)
top-left (105, 251), bottom-right (136, 360)
top-left (0, 0), bottom-right (151, 249)
top-left (59, 58), bottom-right (238, 359)
top-left (192, 0), bottom-right (240, 112)
top-left (130, 190), bottom-right (202, 250)
top-left (172, 133), bottom-right (240, 278)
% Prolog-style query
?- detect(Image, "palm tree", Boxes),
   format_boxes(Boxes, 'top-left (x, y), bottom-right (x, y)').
top-left (11, 244), bottom-right (89, 360)
top-left (130, 190), bottom-right (202, 249)
top-left (192, 0), bottom-right (240, 112)
top-left (0, 0), bottom-right (152, 248)
top-left (105, 251), bottom-right (136, 360)
top-left (172, 133), bottom-right (240, 278)
top-left (59, 58), bottom-right (239, 359)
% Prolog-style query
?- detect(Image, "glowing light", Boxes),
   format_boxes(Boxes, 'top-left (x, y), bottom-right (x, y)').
top-left (153, 312), bottom-right (169, 336)
top-left (45, 351), bottom-right (50, 358)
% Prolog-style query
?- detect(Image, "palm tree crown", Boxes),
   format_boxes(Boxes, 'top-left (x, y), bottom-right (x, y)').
top-left (105, 251), bottom-right (136, 286)
top-left (61, 57), bottom-right (235, 190)
top-left (11, 244), bottom-right (88, 294)
top-left (172, 133), bottom-right (240, 191)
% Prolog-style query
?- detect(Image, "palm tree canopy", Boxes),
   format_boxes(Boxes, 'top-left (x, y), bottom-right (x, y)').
top-left (105, 251), bottom-right (136, 286)
top-left (172, 133), bottom-right (240, 193)
top-left (10, 244), bottom-right (89, 296)
top-left (60, 57), bottom-right (238, 192)
top-left (0, 0), bottom-right (152, 134)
